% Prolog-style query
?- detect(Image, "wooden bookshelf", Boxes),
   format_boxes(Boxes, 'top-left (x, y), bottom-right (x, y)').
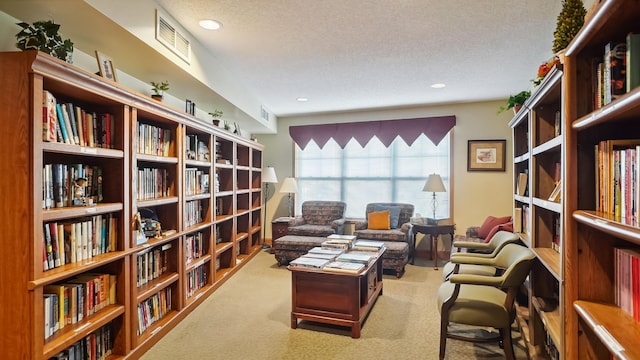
top-left (0, 50), bottom-right (264, 359)
top-left (509, 61), bottom-right (564, 359)
top-left (563, 1), bottom-right (640, 358)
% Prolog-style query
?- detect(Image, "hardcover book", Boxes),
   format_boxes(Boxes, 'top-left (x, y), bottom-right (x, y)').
top-left (323, 261), bottom-right (365, 274)
top-left (627, 32), bottom-right (640, 93)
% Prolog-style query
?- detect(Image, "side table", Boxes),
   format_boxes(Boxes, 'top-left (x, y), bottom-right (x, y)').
top-left (412, 223), bottom-right (455, 270)
top-left (271, 217), bottom-right (294, 254)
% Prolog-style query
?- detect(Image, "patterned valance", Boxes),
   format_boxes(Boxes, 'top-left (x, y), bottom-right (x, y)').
top-left (289, 115), bottom-right (456, 149)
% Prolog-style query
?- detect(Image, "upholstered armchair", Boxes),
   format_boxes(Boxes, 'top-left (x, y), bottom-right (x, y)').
top-left (287, 201), bottom-right (347, 237)
top-left (437, 243), bottom-right (535, 360)
top-left (353, 202), bottom-right (414, 243)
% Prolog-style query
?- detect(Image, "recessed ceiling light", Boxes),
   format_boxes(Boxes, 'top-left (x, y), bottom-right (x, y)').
top-left (199, 19), bottom-right (222, 30)
top-left (431, 83), bottom-right (446, 89)
top-left (296, 97), bottom-right (308, 102)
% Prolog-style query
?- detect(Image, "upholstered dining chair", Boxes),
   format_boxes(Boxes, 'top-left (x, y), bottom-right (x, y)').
top-left (437, 243), bottom-right (536, 360)
top-left (441, 230), bottom-right (521, 280)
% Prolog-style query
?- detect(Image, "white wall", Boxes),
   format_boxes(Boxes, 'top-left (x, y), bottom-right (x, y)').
top-left (257, 100), bottom-right (515, 239)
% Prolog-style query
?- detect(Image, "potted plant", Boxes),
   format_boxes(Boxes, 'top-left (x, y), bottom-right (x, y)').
top-left (150, 81), bottom-right (169, 101)
top-left (223, 120), bottom-right (231, 131)
top-left (208, 109), bottom-right (223, 126)
top-left (498, 90), bottom-right (531, 115)
top-left (15, 20), bottom-right (74, 63)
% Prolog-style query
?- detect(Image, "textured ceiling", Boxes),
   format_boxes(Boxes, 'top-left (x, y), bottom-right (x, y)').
top-left (154, 0), bottom-right (579, 117)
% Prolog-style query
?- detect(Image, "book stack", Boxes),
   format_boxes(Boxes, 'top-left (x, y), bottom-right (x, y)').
top-left (352, 240), bottom-right (386, 254)
top-left (289, 255), bottom-right (331, 270)
top-left (322, 234), bottom-right (356, 250)
top-left (305, 247), bottom-right (344, 261)
top-left (323, 261), bottom-right (365, 274)
top-left (335, 252), bottom-right (377, 267)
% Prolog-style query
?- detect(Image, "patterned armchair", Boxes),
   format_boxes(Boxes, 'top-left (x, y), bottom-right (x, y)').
top-left (287, 201), bottom-right (347, 237)
top-left (353, 203), bottom-right (414, 244)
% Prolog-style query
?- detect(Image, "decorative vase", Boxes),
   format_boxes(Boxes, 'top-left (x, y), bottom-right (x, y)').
top-left (151, 94), bottom-right (163, 101)
top-left (212, 119), bottom-right (220, 126)
top-left (513, 105), bottom-right (522, 114)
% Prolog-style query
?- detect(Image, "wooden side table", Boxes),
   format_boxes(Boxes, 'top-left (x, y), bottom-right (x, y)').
top-left (412, 223), bottom-right (455, 270)
top-left (271, 217), bottom-right (294, 254)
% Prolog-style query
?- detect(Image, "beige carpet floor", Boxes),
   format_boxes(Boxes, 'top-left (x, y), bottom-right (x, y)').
top-left (140, 250), bottom-right (528, 360)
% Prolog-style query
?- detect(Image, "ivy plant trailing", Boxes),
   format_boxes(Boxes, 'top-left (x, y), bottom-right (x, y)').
top-left (15, 20), bottom-right (74, 63)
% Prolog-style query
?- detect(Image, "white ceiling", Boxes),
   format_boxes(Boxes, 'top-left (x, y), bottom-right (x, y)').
top-left (153, 0), bottom-right (576, 116)
top-left (0, 0), bottom-right (594, 127)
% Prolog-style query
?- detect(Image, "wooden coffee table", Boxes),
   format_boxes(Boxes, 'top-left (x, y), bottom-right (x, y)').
top-left (288, 251), bottom-right (384, 338)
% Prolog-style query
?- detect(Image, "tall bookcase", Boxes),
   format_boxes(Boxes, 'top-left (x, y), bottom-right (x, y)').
top-left (563, 0), bottom-right (640, 359)
top-left (509, 63), bottom-right (564, 358)
top-left (0, 50), bottom-right (264, 359)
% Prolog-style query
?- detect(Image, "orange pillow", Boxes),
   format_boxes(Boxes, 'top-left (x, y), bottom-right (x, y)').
top-left (477, 215), bottom-right (512, 239)
top-left (368, 210), bottom-right (390, 230)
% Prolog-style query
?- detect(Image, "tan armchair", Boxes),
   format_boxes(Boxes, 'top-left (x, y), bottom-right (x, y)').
top-left (287, 200), bottom-right (347, 237)
top-left (437, 243), bottom-right (535, 360)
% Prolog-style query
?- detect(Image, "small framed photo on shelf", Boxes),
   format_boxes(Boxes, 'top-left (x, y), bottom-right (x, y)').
top-left (95, 51), bottom-right (118, 82)
top-left (467, 139), bottom-right (506, 172)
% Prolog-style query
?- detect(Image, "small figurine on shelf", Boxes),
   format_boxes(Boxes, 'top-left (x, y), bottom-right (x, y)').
top-left (72, 177), bottom-right (91, 206)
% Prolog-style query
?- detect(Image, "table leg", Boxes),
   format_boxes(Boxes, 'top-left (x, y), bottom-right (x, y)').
top-left (432, 235), bottom-right (439, 270)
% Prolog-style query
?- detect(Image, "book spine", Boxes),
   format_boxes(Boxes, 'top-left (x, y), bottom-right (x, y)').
top-left (55, 103), bottom-right (70, 144)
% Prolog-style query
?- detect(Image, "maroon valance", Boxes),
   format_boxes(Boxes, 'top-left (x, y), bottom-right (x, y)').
top-left (289, 115), bottom-right (456, 149)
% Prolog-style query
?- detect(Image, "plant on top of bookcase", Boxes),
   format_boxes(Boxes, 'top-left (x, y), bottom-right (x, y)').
top-left (552, 0), bottom-right (586, 53)
top-left (150, 80), bottom-right (169, 101)
top-left (209, 109), bottom-right (223, 126)
top-left (15, 20), bottom-right (74, 63)
top-left (498, 90), bottom-right (531, 115)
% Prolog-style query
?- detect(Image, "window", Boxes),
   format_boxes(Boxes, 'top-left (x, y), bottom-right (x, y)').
top-left (295, 134), bottom-right (451, 219)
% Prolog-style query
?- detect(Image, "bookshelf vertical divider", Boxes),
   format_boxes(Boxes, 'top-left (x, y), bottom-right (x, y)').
top-left (0, 50), bottom-right (264, 360)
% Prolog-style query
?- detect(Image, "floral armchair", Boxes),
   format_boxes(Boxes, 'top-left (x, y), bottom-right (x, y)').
top-left (287, 201), bottom-right (347, 237)
top-left (353, 203), bottom-right (414, 244)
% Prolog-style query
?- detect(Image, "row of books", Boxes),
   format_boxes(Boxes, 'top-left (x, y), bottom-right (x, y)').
top-left (137, 166), bottom-right (171, 200)
top-left (614, 247), bottom-right (640, 322)
top-left (43, 215), bottom-right (117, 271)
top-left (44, 273), bottom-right (117, 339)
top-left (137, 288), bottom-right (172, 335)
top-left (137, 122), bottom-right (172, 157)
top-left (185, 168), bottom-right (210, 196)
top-left (43, 163), bottom-right (103, 209)
top-left (43, 90), bottom-right (116, 149)
top-left (185, 232), bottom-right (204, 265)
top-left (185, 134), bottom-right (210, 161)
top-left (186, 264), bottom-right (208, 298)
top-left (595, 33), bottom-right (640, 109)
top-left (595, 140), bottom-right (640, 225)
top-left (136, 243), bottom-right (172, 287)
top-left (49, 323), bottom-right (113, 360)
top-left (184, 199), bottom-right (204, 228)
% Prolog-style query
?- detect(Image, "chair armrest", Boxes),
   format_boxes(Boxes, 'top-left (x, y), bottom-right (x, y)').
top-left (289, 217), bottom-right (306, 226)
top-left (450, 250), bottom-right (496, 259)
top-left (448, 273), bottom-right (504, 287)
top-left (466, 226), bottom-right (481, 238)
top-left (452, 240), bottom-right (493, 252)
top-left (332, 219), bottom-right (346, 234)
top-left (399, 222), bottom-right (413, 234)
top-left (450, 254), bottom-right (498, 266)
top-left (353, 220), bottom-right (368, 230)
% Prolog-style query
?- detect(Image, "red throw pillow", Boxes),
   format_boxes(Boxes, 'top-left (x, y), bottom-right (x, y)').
top-left (484, 221), bottom-right (514, 242)
top-left (477, 215), bottom-right (512, 239)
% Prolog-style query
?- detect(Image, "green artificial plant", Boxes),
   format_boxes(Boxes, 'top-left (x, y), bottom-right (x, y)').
top-left (15, 20), bottom-right (74, 62)
top-left (498, 90), bottom-right (531, 115)
top-left (552, 0), bottom-right (587, 53)
top-left (150, 81), bottom-right (170, 96)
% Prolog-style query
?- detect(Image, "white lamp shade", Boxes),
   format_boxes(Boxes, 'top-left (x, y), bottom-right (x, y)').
top-left (423, 173), bottom-right (446, 192)
top-left (262, 166), bottom-right (278, 183)
top-left (280, 177), bottom-right (298, 193)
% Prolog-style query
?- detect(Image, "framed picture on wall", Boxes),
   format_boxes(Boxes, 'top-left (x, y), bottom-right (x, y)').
top-left (95, 51), bottom-right (118, 82)
top-left (467, 139), bottom-right (506, 171)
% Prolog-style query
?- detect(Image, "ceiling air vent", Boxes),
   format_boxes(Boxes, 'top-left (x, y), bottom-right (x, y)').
top-left (156, 10), bottom-right (191, 64)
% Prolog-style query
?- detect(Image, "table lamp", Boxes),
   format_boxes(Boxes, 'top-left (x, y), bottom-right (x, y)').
top-left (423, 173), bottom-right (446, 220)
top-left (262, 166), bottom-right (278, 249)
top-left (280, 177), bottom-right (298, 217)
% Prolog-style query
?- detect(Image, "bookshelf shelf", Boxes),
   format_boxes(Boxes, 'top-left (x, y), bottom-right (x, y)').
top-left (509, 46), bottom-right (564, 359)
top-left (0, 50), bottom-right (263, 359)
top-left (563, 1), bottom-right (640, 358)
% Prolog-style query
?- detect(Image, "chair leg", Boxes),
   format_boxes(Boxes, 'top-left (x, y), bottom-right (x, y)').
top-left (439, 317), bottom-right (448, 359)
top-left (500, 326), bottom-right (515, 360)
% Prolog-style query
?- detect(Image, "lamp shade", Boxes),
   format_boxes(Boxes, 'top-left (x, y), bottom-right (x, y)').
top-left (423, 173), bottom-right (446, 192)
top-left (280, 177), bottom-right (298, 193)
top-left (262, 166), bottom-right (278, 183)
